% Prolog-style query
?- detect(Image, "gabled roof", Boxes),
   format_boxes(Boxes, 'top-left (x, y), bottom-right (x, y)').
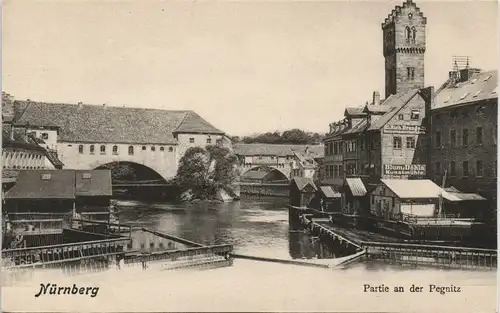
top-left (291, 177), bottom-right (317, 192)
top-left (75, 170), bottom-right (112, 197)
top-left (5, 170), bottom-right (76, 199)
top-left (367, 89), bottom-right (420, 131)
top-left (433, 70), bottom-right (497, 111)
top-left (234, 144), bottom-right (324, 157)
top-left (2, 125), bottom-right (46, 151)
top-left (363, 103), bottom-right (393, 114)
top-left (382, 0), bottom-right (427, 29)
top-left (342, 119), bottom-right (368, 136)
top-left (344, 107), bottom-right (366, 117)
top-left (13, 101), bottom-right (224, 144)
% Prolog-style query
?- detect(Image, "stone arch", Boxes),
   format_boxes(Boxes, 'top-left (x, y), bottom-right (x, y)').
top-left (89, 160), bottom-right (170, 182)
top-left (240, 165), bottom-right (290, 181)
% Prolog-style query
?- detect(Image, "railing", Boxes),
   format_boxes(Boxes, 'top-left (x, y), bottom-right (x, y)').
top-left (2, 237), bottom-right (130, 268)
top-left (72, 219), bottom-right (133, 237)
top-left (123, 244), bottom-right (233, 264)
top-left (10, 219), bottom-right (64, 235)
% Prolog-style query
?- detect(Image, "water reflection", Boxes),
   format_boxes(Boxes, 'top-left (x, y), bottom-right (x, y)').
top-left (117, 197), bottom-right (331, 261)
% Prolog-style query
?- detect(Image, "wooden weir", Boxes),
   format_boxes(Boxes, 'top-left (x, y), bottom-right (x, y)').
top-left (292, 206), bottom-right (498, 270)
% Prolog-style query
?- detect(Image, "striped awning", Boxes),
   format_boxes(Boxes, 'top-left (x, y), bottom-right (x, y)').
top-left (345, 178), bottom-right (367, 196)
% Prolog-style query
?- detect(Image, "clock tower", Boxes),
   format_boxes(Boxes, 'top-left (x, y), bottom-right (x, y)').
top-left (382, 0), bottom-right (427, 99)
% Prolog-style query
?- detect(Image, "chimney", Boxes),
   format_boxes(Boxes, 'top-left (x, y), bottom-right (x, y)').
top-left (372, 91), bottom-right (380, 106)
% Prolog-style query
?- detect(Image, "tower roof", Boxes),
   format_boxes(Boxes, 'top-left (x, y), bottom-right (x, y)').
top-left (382, 0), bottom-right (427, 29)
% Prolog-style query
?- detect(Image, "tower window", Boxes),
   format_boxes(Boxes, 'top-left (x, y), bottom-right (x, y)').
top-left (112, 145), bottom-right (118, 155)
top-left (90, 145), bottom-right (95, 154)
top-left (100, 145), bottom-right (106, 154)
top-left (128, 146), bottom-right (134, 155)
top-left (411, 27), bottom-right (416, 43)
top-left (405, 26), bottom-right (411, 42)
top-left (78, 145), bottom-right (84, 154)
top-left (407, 67), bottom-right (415, 80)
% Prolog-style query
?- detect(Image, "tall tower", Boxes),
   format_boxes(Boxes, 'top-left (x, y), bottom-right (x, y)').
top-left (382, 0), bottom-right (427, 99)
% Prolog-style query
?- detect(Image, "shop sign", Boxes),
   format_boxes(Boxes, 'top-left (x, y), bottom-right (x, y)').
top-left (384, 124), bottom-right (426, 134)
top-left (384, 164), bottom-right (426, 176)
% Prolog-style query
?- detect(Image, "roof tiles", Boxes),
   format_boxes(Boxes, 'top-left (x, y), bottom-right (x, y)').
top-left (13, 101), bottom-right (224, 144)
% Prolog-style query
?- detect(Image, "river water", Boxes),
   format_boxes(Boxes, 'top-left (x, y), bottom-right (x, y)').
top-left (2, 197), bottom-right (497, 312)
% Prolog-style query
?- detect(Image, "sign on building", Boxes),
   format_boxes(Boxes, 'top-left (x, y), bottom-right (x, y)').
top-left (384, 164), bottom-right (426, 176)
top-left (383, 124), bottom-right (426, 134)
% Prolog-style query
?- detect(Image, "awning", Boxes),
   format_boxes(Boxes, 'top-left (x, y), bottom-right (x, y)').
top-left (291, 177), bottom-right (317, 192)
top-left (345, 178), bottom-right (367, 196)
top-left (443, 186), bottom-right (487, 201)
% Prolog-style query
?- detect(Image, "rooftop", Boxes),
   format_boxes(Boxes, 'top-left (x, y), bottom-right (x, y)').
top-left (367, 89), bottom-right (420, 131)
top-left (13, 101), bottom-right (224, 144)
top-left (234, 143), bottom-right (324, 158)
top-left (380, 179), bottom-right (452, 199)
top-left (433, 70), bottom-right (497, 111)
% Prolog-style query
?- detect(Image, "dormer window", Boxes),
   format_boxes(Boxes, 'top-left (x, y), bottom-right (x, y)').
top-left (41, 174), bottom-right (51, 180)
top-left (82, 173), bottom-right (91, 179)
top-left (472, 90), bottom-right (481, 98)
top-left (483, 75), bottom-right (492, 82)
top-left (41, 133), bottom-right (49, 140)
top-left (460, 93), bottom-right (469, 100)
top-left (410, 109), bottom-right (420, 120)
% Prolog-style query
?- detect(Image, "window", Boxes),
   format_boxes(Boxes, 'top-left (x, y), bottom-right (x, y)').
top-left (151, 146), bottom-right (156, 151)
top-left (476, 161), bottom-right (483, 177)
top-left (206, 138), bottom-right (212, 144)
top-left (189, 137), bottom-right (195, 143)
top-left (112, 145), bottom-right (118, 155)
top-left (407, 67), bottom-right (415, 80)
top-left (450, 161), bottom-right (456, 176)
top-left (405, 26), bottom-right (411, 41)
top-left (476, 127), bottom-right (483, 144)
top-left (41, 133), bottom-right (49, 140)
top-left (82, 173), bottom-right (92, 179)
top-left (168, 147), bottom-right (173, 152)
top-left (41, 174), bottom-right (51, 180)
top-left (160, 147), bottom-right (165, 151)
top-left (410, 109), bottom-right (420, 120)
top-left (406, 136), bottom-right (416, 149)
top-left (462, 161), bottom-right (469, 177)
top-left (398, 114), bottom-right (404, 120)
top-left (393, 136), bottom-right (402, 149)
top-left (333, 142), bottom-right (338, 155)
top-left (360, 139), bottom-right (365, 151)
top-left (450, 110), bottom-right (459, 118)
top-left (462, 129), bottom-right (468, 146)
top-left (435, 162), bottom-right (441, 175)
top-left (435, 131), bottom-right (441, 147)
top-left (450, 130), bottom-right (456, 147)
top-left (100, 145), bottom-right (106, 154)
top-left (411, 26), bottom-right (416, 42)
top-left (90, 145), bottom-right (95, 154)
top-left (128, 146), bottom-right (134, 155)
top-left (142, 146), bottom-right (146, 151)
top-left (78, 145), bottom-right (84, 154)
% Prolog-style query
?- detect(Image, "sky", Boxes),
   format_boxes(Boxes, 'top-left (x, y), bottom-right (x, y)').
top-left (2, 0), bottom-right (498, 136)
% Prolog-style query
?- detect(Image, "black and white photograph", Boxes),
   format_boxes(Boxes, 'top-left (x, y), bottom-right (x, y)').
top-left (1, 0), bottom-right (498, 312)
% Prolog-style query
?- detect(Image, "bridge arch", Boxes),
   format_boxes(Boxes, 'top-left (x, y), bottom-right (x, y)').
top-left (91, 160), bottom-right (170, 183)
top-left (240, 165), bottom-right (291, 182)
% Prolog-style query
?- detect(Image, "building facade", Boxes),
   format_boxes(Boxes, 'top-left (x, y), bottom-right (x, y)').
top-left (430, 69), bottom-right (498, 212)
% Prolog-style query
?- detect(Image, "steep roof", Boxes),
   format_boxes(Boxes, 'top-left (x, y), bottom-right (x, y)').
top-left (13, 101), bottom-right (224, 144)
top-left (291, 177), bottom-right (317, 192)
top-left (433, 70), bottom-right (497, 111)
top-left (320, 186), bottom-right (341, 199)
top-left (342, 119), bottom-right (368, 136)
top-left (75, 170), bottom-right (112, 197)
top-left (367, 89), bottom-right (420, 131)
top-left (234, 144), bottom-right (324, 157)
top-left (363, 103), bottom-right (393, 114)
top-left (344, 178), bottom-right (367, 196)
top-left (5, 170), bottom-right (76, 199)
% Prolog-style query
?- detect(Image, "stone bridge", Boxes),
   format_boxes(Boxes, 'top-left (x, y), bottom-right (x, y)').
top-left (12, 100), bottom-right (231, 182)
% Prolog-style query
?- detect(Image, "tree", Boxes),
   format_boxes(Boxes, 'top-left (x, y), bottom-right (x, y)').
top-left (174, 146), bottom-right (239, 200)
top-left (238, 129), bottom-right (326, 145)
top-left (100, 162), bottom-right (136, 181)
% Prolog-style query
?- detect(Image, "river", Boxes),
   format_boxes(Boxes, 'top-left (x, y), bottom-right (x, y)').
top-left (2, 197), bottom-right (497, 312)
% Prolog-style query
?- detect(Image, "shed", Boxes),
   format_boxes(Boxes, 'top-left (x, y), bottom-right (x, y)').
top-left (442, 186), bottom-right (487, 218)
top-left (341, 177), bottom-right (369, 215)
top-left (369, 179), bottom-right (450, 220)
top-left (4, 170), bottom-right (76, 214)
top-left (75, 170), bottom-right (113, 222)
top-left (289, 177), bottom-right (318, 208)
top-left (317, 186), bottom-right (341, 212)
